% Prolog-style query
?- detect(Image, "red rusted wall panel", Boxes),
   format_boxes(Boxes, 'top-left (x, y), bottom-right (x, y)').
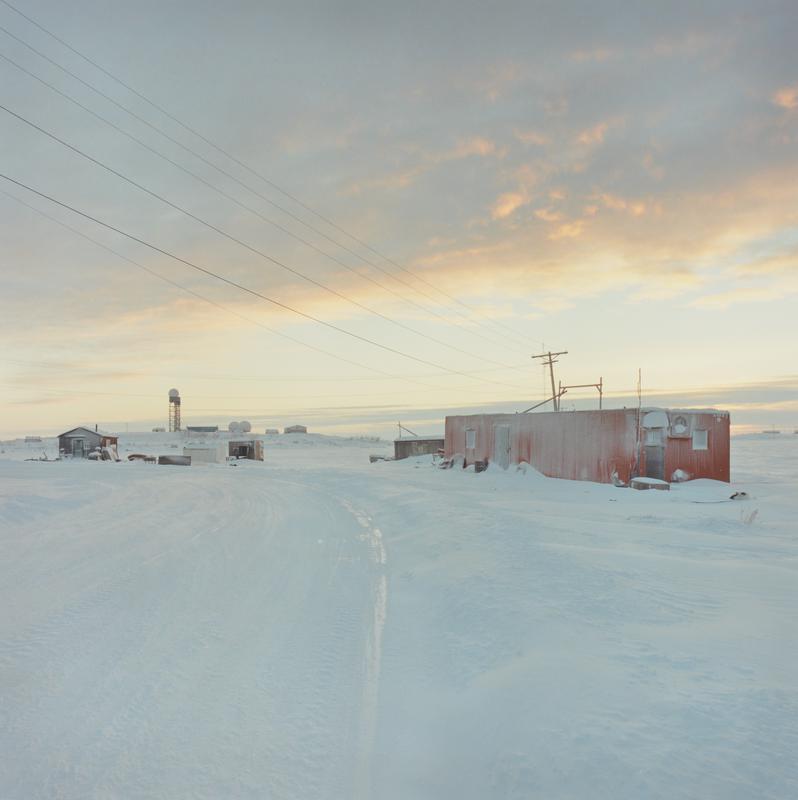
top-left (445, 408), bottom-right (730, 484)
top-left (445, 409), bottom-right (639, 483)
top-left (662, 412), bottom-right (730, 482)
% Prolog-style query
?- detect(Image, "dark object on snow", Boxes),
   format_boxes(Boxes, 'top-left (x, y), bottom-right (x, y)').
top-left (158, 455), bottom-right (191, 466)
top-left (474, 460), bottom-right (488, 473)
top-left (730, 491), bottom-right (749, 500)
top-left (128, 454), bottom-right (156, 463)
top-left (369, 454), bottom-right (394, 463)
top-left (630, 477), bottom-right (670, 491)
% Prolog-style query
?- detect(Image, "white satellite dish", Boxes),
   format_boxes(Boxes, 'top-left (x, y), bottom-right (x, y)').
top-left (168, 388), bottom-right (180, 399)
top-left (241, 420), bottom-right (251, 433)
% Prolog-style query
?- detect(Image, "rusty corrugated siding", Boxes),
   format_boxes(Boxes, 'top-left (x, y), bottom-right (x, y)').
top-left (660, 412), bottom-right (730, 482)
top-left (445, 408), bottom-right (730, 484)
top-left (445, 409), bottom-right (638, 483)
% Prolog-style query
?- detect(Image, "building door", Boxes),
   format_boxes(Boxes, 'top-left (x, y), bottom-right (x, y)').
top-left (643, 428), bottom-right (665, 480)
top-left (71, 439), bottom-right (84, 458)
top-left (493, 425), bottom-right (511, 469)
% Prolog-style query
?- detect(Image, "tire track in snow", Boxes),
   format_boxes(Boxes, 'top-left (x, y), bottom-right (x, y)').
top-left (341, 499), bottom-right (387, 800)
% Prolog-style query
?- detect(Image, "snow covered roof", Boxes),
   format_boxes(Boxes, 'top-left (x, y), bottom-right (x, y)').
top-left (639, 407), bottom-right (729, 416)
top-left (58, 426), bottom-right (117, 439)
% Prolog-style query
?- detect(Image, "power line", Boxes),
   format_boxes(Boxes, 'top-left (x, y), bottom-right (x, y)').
top-left (0, 188), bottom-right (444, 391)
top-left (0, 354), bottom-right (529, 384)
top-left (0, 1), bottom-right (533, 351)
top-left (1, 102), bottom-right (523, 374)
top-left (0, 47), bottom-right (522, 365)
top-left (0, 173), bottom-right (529, 391)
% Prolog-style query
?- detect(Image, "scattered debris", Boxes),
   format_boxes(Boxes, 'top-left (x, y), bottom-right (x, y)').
top-left (630, 477), bottom-right (670, 491)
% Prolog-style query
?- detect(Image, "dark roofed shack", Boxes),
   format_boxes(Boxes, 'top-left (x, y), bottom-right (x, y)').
top-left (394, 437), bottom-right (444, 461)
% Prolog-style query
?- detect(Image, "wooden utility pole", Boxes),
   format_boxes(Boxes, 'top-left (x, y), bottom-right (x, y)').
top-left (531, 351), bottom-right (568, 410)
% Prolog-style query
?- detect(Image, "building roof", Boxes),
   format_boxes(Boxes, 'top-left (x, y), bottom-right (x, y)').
top-left (58, 426), bottom-right (117, 439)
top-left (446, 407), bottom-right (729, 421)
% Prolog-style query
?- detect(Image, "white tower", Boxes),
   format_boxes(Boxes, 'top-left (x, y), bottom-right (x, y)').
top-left (168, 388), bottom-right (181, 432)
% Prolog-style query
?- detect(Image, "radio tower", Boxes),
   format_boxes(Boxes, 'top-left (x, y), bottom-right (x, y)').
top-left (168, 388), bottom-right (182, 432)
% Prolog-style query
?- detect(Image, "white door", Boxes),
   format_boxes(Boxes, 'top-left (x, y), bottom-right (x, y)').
top-left (493, 425), bottom-right (511, 469)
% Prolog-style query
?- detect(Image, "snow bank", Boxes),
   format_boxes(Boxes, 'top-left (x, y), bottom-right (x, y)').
top-left (0, 436), bottom-right (796, 798)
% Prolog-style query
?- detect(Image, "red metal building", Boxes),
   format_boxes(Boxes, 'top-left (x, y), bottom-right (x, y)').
top-left (444, 408), bottom-right (729, 484)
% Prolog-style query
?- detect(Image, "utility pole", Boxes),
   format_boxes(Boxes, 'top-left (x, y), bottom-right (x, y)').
top-left (532, 351), bottom-right (568, 410)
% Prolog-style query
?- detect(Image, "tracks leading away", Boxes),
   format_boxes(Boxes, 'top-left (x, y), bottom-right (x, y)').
top-left (0, 461), bottom-right (386, 799)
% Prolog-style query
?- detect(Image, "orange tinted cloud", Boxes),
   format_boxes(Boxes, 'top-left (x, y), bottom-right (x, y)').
top-left (534, 207), bottom-right (563, 223)
top-left (514, 129), bottom-right (549, 146)
top-left (491, 191), bottom-right (529, 220)
top-left (600, 193), bottom-right (648, 216)
top-left (548, 220), bottom-right (585, 240)
top-left (449, 136), bottom-right (498, 158)
top-left (577, 121), bottom-right (610, 145)
top-left (773, 85), bottom-right (798, 110)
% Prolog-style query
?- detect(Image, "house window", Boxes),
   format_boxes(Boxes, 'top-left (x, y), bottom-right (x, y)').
top-left (692, 429), bottom-right (708, 450)
top-left (465, 429), bottom-right (476, 449)
top-left (644, 429), bottom-right (660, 446)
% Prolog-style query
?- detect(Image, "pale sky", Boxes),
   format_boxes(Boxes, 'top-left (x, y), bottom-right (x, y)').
top-left (1, 0), bottom-right (797, 438)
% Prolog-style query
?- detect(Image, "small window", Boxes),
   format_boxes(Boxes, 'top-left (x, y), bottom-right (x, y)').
top-left (692, 429), bottom-right (708, 450)
top-left (465, 429), bottom-right (476, 449)
top-left (644, 429), bottom-right (660, 446)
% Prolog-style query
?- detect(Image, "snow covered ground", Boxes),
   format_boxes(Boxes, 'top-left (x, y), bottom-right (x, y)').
top-left (1, 433), bottom-right (796, 799)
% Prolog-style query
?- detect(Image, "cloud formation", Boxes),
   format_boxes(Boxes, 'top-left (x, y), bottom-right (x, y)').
top-left (1, 0), bottom-right (797, 435)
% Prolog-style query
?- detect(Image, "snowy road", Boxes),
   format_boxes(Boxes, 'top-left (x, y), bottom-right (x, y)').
top-left (1, 434), bottom-right (797, 799)
top-left (1, 461), bottom-right (387, 799)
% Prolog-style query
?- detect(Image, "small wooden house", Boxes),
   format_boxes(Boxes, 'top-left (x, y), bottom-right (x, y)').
top-left (58, 426), bottom-right (119, 459)
top-left (284, 425), bottom-right (307, 434)
top-left (394, 437), bottom-right (444, 460)
top-left (228, 439), bottom-right (264, 460)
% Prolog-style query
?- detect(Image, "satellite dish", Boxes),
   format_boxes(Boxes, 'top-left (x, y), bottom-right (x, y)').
top-left (241, 420), bottom-right (251, 433)
top-left (228, 421), bottom-right (241, 433)
top-left (168, 388), bottom-right (180, 399)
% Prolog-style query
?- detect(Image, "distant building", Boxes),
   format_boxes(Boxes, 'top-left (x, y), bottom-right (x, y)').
top-left (58, 426), bottom-right (119, 459)
top-left (284, 425), bottom-right (308, 434)
top-left (151, 427), bottom-right (166, 433)
top-left (186, 426), bottom-right (219, 434)
top-left (445, 408), bottom-right (730, 484)
top-left (229, 439), bottom-right (264, 460)
top-left (24, 436), bottom-right (42, 443)
top-left (394, 437), bottom-right (444, 460)
top-left (264, 428), bottom-right (279, 435)
top-left (183, 442), bottom-right (225, 464)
